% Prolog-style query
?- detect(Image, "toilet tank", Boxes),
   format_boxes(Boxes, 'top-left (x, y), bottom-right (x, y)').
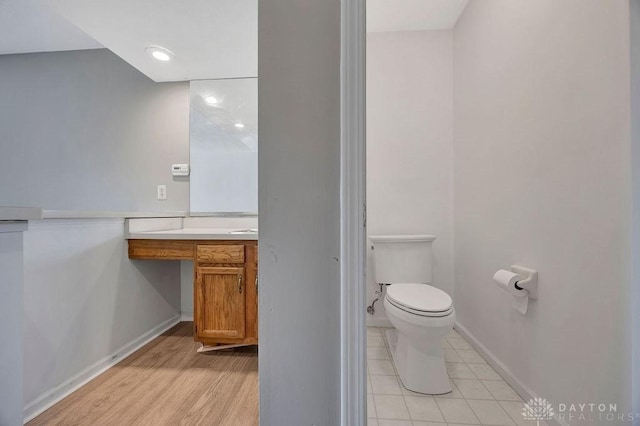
top-left (370, 235), bottom-right (435, 285)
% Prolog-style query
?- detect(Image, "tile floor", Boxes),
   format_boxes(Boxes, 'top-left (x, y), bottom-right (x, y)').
top-left (367, 327), bottom-right (548, 426)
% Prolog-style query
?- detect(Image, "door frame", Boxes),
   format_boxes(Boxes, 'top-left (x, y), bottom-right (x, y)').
top-left (340, 0), bottom-right (367, 424)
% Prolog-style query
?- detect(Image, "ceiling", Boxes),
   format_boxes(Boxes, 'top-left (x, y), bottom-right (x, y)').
top-left (0, 0), bottom-right (102, 55)
top-left (2, 0), bottom-right (458, 80)
top-left (367, 0), bottom-right (469, 33)
top-left (49, 0), bottom-right (257, 82)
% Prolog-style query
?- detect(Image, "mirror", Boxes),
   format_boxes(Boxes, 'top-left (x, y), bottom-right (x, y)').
top-left (189, 78), bottom-right (258, 214)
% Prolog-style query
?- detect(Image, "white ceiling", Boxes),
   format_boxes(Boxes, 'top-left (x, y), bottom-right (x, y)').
top-left (367, 0), bottom-right (469, 33)
top-left (50, 0), bottom-right (257, 82)
top-left (0, 0), bottom-right (102, 55)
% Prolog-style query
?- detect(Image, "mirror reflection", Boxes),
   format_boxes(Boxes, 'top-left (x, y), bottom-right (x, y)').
top-left (190, 78), bottom-right (258, 214)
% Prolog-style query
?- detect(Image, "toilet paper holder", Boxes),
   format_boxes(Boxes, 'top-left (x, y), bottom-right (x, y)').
top-left (510, 265), bottom-right (538, 299)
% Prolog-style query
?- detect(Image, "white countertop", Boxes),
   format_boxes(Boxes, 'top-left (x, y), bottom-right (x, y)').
top-left (127, 228), bottom-right (258, 240)
top-left (42, 210), bottom-right (187, 219)
top-left (0, 207), bottom-right (188, 221)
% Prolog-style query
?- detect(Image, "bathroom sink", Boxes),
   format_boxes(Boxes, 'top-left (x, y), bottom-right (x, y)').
top-left (228, 228), bottom-right (258, 234)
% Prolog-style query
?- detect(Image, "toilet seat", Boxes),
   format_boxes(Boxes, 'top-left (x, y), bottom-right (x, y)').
top-left (386, 283), bottom-right (453, 317)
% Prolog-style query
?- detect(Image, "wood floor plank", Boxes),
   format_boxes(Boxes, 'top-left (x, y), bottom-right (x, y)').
top-left (28, 322), bottom-right (258, 426)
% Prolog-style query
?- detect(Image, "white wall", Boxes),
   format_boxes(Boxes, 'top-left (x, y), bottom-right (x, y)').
top-left (23, 219), bottom-right (181, 420)
top-left (0, 49), bottom-right (189, 212)
top-left (366, 31), bottom-right (454, 324)
top-left (453, 0), bottom-right (632, 414)
top-left (0, 224), bottom-right (26, 426)
top-left (258, 0), bottom-right (341, 423)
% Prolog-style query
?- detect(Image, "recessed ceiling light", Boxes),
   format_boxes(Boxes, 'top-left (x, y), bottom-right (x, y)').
top-left (204, 96), bottom-right (218, 105)
top-left (146, 46), bottom-right (173, 62)
top-left (234, 123), bottom-right (245, 129)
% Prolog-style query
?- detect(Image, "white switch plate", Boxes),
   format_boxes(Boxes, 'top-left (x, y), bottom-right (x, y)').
top-left (157, 185), bottom-right (167, 200)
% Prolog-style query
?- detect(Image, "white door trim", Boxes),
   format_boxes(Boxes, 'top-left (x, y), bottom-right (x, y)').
top-left (340, 0), bottom-right (366, 424)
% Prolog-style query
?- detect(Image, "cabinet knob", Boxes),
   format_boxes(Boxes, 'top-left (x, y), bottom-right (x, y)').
top-left (238, 274), bottom-right (243, 294)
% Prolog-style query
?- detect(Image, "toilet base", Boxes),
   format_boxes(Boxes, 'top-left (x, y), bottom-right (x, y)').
top-left (385, 328), bottom-right (451, 395)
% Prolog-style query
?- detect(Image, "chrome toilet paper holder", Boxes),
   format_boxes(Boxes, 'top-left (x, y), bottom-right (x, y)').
top-left (510, 265), bottom-right (538, 299)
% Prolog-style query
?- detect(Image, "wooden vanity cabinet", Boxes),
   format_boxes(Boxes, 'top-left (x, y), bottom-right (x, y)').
top-left (195, 266), bottom-right (246, 339)
top-left (128, 239), bottom-right (258, 346)
top-left (194, 241), bottom-right (258, 346)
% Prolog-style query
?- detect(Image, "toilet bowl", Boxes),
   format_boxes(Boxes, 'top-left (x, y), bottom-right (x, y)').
top-left (369, 234), bottom-right (455, 395)
top-left (383, 283), bottom-right (455, 395)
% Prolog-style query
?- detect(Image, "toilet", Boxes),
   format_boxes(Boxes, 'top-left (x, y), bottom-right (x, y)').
top-left (370, 234), bottom-right (455, 395)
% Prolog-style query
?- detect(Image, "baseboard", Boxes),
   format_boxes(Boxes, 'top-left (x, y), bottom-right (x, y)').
top-left (454, 321), bottom-right (568, 426)
top-left (23, 314), bottom-right (181, 423)
top-left (366, 317), bottom-right (392, 328)
top-left (181, 312), bottom-right (194, 321)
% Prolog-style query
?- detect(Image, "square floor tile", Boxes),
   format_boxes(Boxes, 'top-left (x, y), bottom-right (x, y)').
top-left (467, 399), bottom-right (515, 425)
top-left (444, 349), bottom-right (464, 363)
top-left (456, 349), bottom-right (486, 364)
top-left (399, 381), bottom-right (458, 399)
top-left (404, 396), bottom-right (445, 422)
top-left (368, 335), bottom-right (386, 347)
top-left (368, 359), bottom-right (396, 375)
top-left (425, 380), bottom-right (464, 399)
top-left (368, 346), bottom-right (390, 360)
top-left (374, 395), bottom-right (410, 420)
top-left (370, 375), bottom-right (403, 395)
top-left (368, 393), bottom-right (377, 418)
top-left (482, 380), bottom-right (522, 401)
top-left (368, 327), bottom-right (382, 337)
top-left (452, 379), bottom-right (493, 400)
top-left (467, 363), bottom-right (501, 380)
top-left (446, 337), bottom-right (472, 350)
top-left (446, 362), bottom-right (476, 379)
top-left (435, 398), bottom-right (480, 424)
top-left (366, 324), bottom-right (525, 426)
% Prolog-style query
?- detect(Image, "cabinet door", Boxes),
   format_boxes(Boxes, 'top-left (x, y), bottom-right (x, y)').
top-left (195, 267), bottom-right (246, 339)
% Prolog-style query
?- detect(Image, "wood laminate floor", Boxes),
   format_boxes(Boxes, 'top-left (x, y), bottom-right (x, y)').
top-left (28, 322), bottom-right (258, 426)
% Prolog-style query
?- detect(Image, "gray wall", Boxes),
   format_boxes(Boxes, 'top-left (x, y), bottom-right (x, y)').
top-left (22, 219), bottom-right (181, 420)
top-left (0, 225), bottom-right (25, 426)
top-left (453, 0), bottom-right (632, 414)
top-left (0, 49), bottom-right (189, 212)
top-left (258, 0), bottom-right (341, 423)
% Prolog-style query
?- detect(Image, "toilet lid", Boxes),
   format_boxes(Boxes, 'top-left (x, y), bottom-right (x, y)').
top-left (387, 283), bottom-right (453, 316)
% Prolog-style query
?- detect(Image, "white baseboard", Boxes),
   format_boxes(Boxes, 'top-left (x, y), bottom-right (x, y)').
top-left (366, 317), bottom-right (392, 328)
top-left (23, 314), bottom-right (182, 423)
top-left (181, 312), bottom-right (194, 321)
top-left (454, 321), bottom-right (568, 426)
